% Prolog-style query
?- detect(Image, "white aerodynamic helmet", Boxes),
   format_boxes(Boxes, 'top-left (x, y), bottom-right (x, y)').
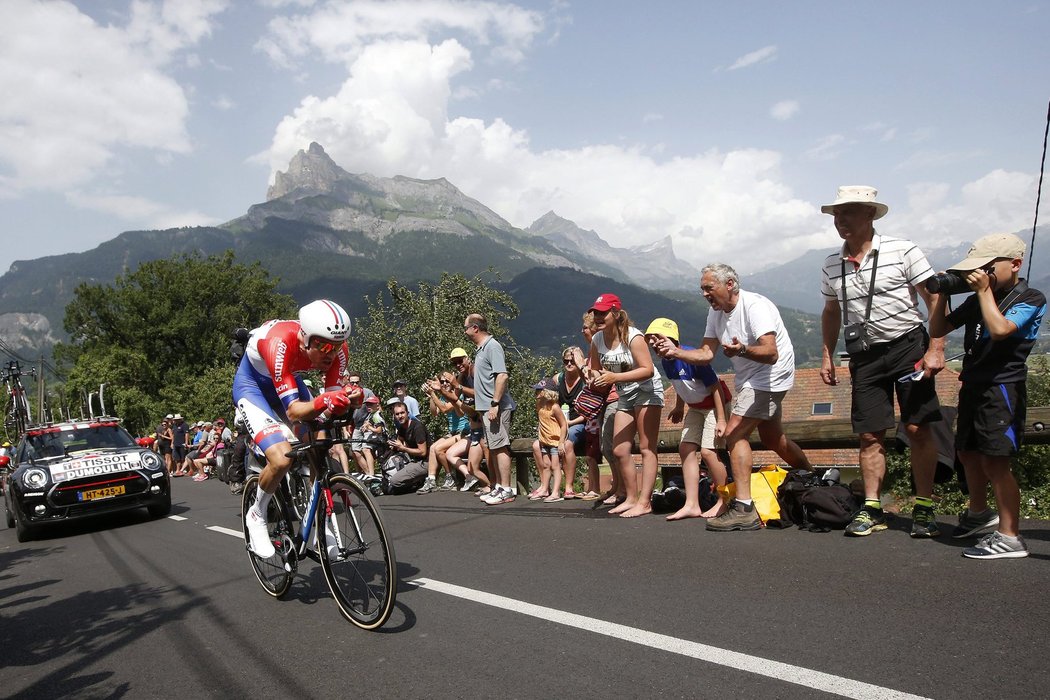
top-left (299, 299), bottom-right (351, 343)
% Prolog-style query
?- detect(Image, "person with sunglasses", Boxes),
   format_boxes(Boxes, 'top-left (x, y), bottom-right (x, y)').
top-left (233, 299), bottom-right (360, 558)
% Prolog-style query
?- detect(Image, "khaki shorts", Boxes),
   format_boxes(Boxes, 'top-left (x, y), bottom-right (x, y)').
top-left (732, 387), bottom-right (786, 421)
top-left (482, 408), bottom-right (514, 450)
top-left (681, 407), bottom-right (724, 450)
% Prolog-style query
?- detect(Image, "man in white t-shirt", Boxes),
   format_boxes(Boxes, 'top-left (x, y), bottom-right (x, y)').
top-left (653, 262), bottom-right (811, 531)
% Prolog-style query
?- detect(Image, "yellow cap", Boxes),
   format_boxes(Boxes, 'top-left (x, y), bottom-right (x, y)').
top-left (644, 317), bottom-right (679, 343)
top-left (449, 347), bottom-right (468, 359)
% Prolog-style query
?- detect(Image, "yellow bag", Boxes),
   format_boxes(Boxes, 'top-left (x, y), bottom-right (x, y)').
top-left (716, 465), bottom-right (790, 524)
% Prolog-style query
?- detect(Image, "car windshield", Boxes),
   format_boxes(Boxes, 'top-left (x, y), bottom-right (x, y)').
top-left (20, 424), bottom-right (137, 460)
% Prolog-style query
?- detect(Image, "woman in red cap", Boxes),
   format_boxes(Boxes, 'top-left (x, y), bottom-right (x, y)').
top-left (586, 293), bottom-right (664, 517)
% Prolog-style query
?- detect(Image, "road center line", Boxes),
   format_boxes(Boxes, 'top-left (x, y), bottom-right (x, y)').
top-left (207, 525), bottom-right (244, 538)
top-left (410, 577), bottom-right (930, 700)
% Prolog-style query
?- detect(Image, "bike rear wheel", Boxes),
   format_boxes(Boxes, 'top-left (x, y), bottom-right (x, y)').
top-left (242, 475), bottom-right (295, 599)
top-left (319, 474), bottom-right (397, 629)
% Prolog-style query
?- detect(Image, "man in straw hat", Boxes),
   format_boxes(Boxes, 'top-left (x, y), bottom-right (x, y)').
top-left (930, 233), bottom-right (1045, 559)
top-left (819, 185), bottom-right (946, 538)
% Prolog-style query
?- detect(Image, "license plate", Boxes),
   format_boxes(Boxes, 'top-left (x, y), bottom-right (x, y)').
top-left (78, 485), bottom-right (126, 501)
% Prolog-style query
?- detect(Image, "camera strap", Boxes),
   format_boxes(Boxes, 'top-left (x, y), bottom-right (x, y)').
top-left (840, 248), bottom-right (880, 326)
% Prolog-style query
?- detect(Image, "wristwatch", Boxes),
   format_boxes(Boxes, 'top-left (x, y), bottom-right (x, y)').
top-left (740, 345), bottom-right (749, 358)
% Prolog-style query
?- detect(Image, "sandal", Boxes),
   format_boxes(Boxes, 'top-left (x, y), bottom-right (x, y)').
top-left (543, 494), bottom-right (565, 503)
top-left (563, 491), bottom-right (578, 499)
top-left (579, 491), bottom-right (601, 501)
top-left (529, 491), bottom-right (550, 501)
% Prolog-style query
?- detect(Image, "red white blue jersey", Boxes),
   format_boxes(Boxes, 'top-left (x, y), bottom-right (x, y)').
top-left (244, 320), bottom-right (348, 411)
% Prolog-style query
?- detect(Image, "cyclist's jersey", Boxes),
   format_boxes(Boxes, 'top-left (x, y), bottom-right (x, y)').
top-left (243, 320), bottom-right (349, 412)
top-left (234, 320), bottom-right (349, 453)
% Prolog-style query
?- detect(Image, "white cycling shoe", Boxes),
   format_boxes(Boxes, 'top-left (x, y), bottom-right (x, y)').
top-left (246, 508), bottom-right (276, 558)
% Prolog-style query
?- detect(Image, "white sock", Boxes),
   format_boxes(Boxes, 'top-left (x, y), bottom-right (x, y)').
top-left (996, 531), bottom-right (1020, 543)
top-left (254, 486), bottom-right (273, 517)
top-left (737, 498), bottom-right (753, 506)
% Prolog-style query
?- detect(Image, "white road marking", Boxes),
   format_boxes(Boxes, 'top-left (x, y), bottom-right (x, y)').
top-left (167, 515), bottom-right (187, 521)
top-left (411, 577), bottom-right (930, 700)
top-left (208, 525), bottom-right (244, 539)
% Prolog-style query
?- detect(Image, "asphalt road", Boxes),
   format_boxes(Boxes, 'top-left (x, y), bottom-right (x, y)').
top-left (2, 479), bottom-right (1049, 699)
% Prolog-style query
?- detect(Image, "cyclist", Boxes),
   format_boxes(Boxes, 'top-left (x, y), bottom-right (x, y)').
top-left (234, 300), bottom-right (361, 558)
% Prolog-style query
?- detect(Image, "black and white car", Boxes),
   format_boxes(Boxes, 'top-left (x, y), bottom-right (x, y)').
top-left (3, 418), bottom-right (171, 542)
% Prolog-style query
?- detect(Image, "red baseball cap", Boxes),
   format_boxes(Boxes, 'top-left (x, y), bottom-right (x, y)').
top-left (589, 293), bottom-right (622, 313)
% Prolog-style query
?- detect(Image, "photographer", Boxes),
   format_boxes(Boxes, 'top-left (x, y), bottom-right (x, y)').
top-left (930, 233), bottom-right (1046, 559)
top-left (819, 185), bottom-right (946, 539)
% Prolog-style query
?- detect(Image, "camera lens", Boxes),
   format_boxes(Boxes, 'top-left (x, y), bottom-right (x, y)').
top-left (925, 272), bottom-right (970, 295)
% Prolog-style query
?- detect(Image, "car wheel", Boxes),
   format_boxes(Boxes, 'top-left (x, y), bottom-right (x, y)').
top-left (14, 511), bottom-right (36, 543)
top-left (5, 504), bottom-right (14, 529)
top-left (147, 491), bottom-right (172, 518)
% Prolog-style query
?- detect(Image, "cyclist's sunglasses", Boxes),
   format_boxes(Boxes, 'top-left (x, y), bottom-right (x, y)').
top-left (310, 338), bottom-right (339, 354)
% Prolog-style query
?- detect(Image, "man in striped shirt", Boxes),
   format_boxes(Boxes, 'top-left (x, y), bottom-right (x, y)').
top-left (818, 186), bottom-right (946, 539)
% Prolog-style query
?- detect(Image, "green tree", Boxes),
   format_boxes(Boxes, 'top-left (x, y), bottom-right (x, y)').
top-left (350, 272), bottom-right (555, 439)
top-left (54, 251), bottom-right (296, 434)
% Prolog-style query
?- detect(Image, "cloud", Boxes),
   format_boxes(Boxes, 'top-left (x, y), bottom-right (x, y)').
top-left (805, 134), bottom-right (848, 161)
top-left (0, 0), bottom-right (226, 194)
top-left (642, 112), bottom-right (664, 124)
top-left (256, 0), bottom-right (544, 68)
top-left (770, 100), bottom-right (799, 120)
top-left (257, 3), bottom-right (1037, 274)
top-left (727, 45), bottom-right (777, 71)
top-left (65, 190), bottom-right (220, 229)
top-left (899, 170), bottom-right (1037, 249)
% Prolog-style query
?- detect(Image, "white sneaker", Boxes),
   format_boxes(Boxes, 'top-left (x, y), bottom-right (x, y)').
top-left (246, 508), bottom-right (275, 558)
top-left (460, 477), bottom-right (479, 492)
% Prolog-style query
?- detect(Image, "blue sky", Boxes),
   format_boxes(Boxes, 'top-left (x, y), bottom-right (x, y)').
top-left (2, 0), bottom-right (1048, 273)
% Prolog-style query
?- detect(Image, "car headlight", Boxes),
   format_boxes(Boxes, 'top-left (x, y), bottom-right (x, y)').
top-left (140, 451), bottom-right (162, 470)
top-left (23, 468), bottom-right (48, 489)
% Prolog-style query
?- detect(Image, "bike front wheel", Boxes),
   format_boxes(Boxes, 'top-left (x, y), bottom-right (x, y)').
top-left (242, 475), bottom-right (295, 599)
top-left (319, 474), bottom-right (397, 629)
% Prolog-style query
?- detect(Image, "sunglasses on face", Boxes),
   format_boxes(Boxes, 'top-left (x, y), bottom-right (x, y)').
top-left (562, 358), bottom-right (574, 365)
top-left (310, 338), bottom-right (339, 354)
top-left (451, 358), bottom-right (465, 366)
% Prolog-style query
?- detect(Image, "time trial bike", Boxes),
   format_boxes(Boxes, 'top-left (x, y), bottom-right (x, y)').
top-left (241, 416), bottom-right (397, 630)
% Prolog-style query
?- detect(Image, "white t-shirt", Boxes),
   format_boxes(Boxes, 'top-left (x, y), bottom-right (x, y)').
top-left (704, 290), bottom-right (795, 392)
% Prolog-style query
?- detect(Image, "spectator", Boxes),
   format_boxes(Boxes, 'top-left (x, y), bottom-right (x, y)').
top-left (530, 378), bottom-right (568, 502)
top-left (228, 418), bottom-right (250, 495)
top-left (417, 375), bottom-right (469, 494)
top-left (391, 379), bottom-right (421, 418)
top-left (588, 293), bottom-right (664, 518)
top-left (818, 185), bottom-right (946, 538)
top-left (171, 414), bottom-right (189, 476)
top-left (555, 346), bottom-right (587, 497)
top-left (345, 371), bottom-right (377, 473)
top-left (384, 401), bottom-right (431, 494)
top-left (191, 423), bottom-right (224, 482)
top-left (653, 263), bottom-right (811, 531)
top-left (464, 313), bottom-right (518, 506)
top-left (645, 317), bottom-right (730, 521)
top-left (439, 351), bottom-right (489, 493)
top-left (930, 233), bottom-right (1045, 558)
top-left (157, 416), bottom-right (174, 473)
top-left (577, 313), bottom-right (616, 501)
top-left (356, 396), bottom-right (387, 477)
top-left (186, 421), bottom-right (215, 480)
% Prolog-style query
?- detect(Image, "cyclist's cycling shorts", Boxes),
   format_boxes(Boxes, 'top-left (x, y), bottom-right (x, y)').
top-left (233, 354), bottom-right (312, 454)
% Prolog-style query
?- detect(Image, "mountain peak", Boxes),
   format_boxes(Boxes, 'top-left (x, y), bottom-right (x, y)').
top-left (267, 142), bottom-right (350, 201)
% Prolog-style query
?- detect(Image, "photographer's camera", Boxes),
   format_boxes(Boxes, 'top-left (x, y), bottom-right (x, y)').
top-left (925, 272), bottom-right (971, 295)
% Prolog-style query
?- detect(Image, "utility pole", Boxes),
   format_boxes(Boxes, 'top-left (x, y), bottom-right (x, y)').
top-left (38, 355), bottom-right (45, 424)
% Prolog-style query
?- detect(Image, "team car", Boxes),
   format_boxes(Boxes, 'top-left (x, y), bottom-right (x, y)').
top-left (3, 418), bottom-right (171, 542)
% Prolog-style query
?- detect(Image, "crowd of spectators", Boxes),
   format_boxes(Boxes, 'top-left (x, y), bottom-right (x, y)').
top-left (159, 184), bottom-right (1042, 564)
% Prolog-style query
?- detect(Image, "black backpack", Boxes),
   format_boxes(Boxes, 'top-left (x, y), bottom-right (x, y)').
top-left (777, 470), bottom-right (859, 532)
top-left (799, 484), bottom-right (858, 531)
